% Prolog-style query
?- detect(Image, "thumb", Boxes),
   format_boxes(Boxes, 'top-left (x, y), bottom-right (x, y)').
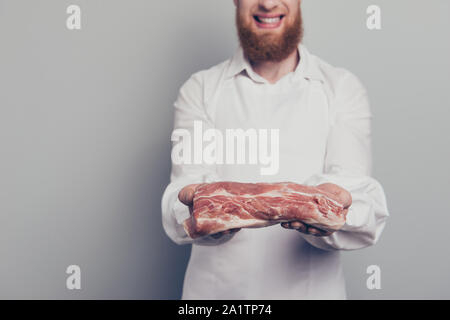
top-left (317, 183), bottom-right (352, 208)
top-left (178, 184), bottom-right (201, 206)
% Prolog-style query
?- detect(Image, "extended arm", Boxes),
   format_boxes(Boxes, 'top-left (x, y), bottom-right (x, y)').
top-left (161, 72), bottom-right (238, 246)
top-left (294, 71), bottom-right (389, 250)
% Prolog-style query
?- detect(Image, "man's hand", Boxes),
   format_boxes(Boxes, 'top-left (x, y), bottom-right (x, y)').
top-left (178, 183), bottom-right (201, 208)
top-left (178, 184), bottom-right (241, 239)
top-left (281, 183), bottom-right (352, 237)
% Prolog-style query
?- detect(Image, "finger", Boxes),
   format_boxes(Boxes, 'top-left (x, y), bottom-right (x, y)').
top-left (282, 220), bottom-right (333, 237)
top-left (343, 191), bottom-right (352, 208)
top-left (290, 221), bottom-right (307, 233)
top-left (281, 222), bottom-right (297, 229)
top-left (281, 221), bottom-right (307, 233)
top-left (335, 188), bottom-right (352, 208)
top-left (306, 226), bottom-right (332, 237)
top-left (210, 228), bottom-right (241, 239)
top-left (210, 232), bottom-right (224, 239)
top-left (222, 228), bottom-right (241, 235)
top-left (342, 208), bottom-right (349, 218)
top-left (178, 184), bottom-right (200, 206)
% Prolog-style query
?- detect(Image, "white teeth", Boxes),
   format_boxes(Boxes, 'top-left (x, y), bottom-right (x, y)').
top-left (258, 17), bottom-right (281, 24)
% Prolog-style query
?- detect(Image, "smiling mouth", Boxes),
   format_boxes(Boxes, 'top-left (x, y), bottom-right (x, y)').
top-left (253, 15), bottom-right (285, 27)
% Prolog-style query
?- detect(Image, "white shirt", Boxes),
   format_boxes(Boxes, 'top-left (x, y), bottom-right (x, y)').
top-left (161, 43), bottom-right (389, 299)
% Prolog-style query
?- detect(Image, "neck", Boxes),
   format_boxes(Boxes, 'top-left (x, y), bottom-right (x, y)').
top-left (249, 48), bottom-right (300, 84)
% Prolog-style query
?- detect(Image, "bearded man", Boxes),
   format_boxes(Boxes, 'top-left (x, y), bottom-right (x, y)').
top-left (162, 0), bottom-right (389, 299)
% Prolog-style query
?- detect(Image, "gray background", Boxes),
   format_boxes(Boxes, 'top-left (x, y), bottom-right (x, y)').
top-left (0, 0), bottom-right (449, 299)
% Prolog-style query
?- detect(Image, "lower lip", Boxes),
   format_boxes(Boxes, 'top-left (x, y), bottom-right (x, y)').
top-left (254, 17), bottom-right (283, 29)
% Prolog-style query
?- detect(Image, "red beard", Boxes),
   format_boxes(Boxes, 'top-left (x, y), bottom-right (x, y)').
top-left (236, 7), bottom-right (304, 63)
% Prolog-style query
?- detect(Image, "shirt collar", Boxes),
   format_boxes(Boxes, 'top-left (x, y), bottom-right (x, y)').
top-left (225, 43), bottom-right (325, 83)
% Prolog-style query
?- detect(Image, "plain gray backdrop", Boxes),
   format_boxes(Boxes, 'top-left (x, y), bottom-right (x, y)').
top-left (1, 0), bottom-right (449, 299)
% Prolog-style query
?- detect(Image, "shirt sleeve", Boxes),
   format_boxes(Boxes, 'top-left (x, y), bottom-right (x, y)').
top-left (301, 71), bottom-right (389, 251)
top-left (161, 72), bottom-right (237, 246)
